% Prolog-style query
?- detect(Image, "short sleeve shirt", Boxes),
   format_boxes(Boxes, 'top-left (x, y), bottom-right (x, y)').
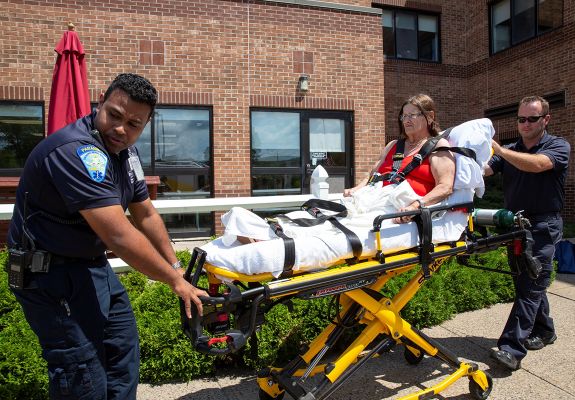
top-left (488, 131), bottom-right (570, 214)
top-left (8, 112), bottom-right (149, 258)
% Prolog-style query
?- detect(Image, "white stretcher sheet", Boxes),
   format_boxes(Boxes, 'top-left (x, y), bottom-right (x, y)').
top-left (202, 189), bottom-right (471, 277)
top-left (200, 118), bottom-right (495, 277)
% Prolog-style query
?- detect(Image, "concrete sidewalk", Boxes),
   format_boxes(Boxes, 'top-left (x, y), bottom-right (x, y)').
top-left (140, 242), bottom-right (575, 399)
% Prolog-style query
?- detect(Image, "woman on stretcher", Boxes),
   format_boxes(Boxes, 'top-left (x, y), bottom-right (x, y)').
top-left (202, 94), bottom-right (494, 276)
top-left (344, 93), bottom-right (454, 225)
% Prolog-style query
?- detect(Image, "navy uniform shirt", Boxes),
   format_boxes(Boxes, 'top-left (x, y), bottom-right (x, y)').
top-left (488, 131), bottom-right (570, 215)
top-left (8, 111), bottom-right (149, 258)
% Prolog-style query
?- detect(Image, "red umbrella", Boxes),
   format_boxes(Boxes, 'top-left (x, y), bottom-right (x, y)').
top-left (47, 23), bottom-right (90, 135)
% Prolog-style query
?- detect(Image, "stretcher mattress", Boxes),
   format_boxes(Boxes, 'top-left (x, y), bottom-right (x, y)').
top-left (202, 204), bottom-right (469, 277)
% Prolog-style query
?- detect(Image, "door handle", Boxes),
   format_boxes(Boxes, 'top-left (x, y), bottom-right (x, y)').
top-left (305, 163), bottom-right (315, 175)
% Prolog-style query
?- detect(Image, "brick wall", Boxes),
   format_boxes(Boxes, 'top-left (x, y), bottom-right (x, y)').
top-left (0, 0), bottom-right (385, 191)
top-left (462, 0), bottom-right (575, 221)
top-left (0, 0), bottom-right (385, 236)
top-left (1, 0), bottom-right (574, 225)
top-left (380, 0), bottom-right (575, 221)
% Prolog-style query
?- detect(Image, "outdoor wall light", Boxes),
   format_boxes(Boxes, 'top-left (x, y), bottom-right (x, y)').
top-left (298, 74), bottom-right (310, 92)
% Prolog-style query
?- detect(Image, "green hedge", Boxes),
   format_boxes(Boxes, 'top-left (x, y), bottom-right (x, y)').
top-left (0, 248), bottom-right (515, 399)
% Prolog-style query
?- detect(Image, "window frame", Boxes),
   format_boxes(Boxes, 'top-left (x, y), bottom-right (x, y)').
top-left (381, 7), bottom-right (442, 63)
top-left (141, 105), bottom-right (213, 179)
top-left (138, 105), bottom-right (214, 238)
top-left (0, 101), bottom-right (45, 176)
top-left (92, 103), bottom-right (214, 180)
top-left (489, 0), bottom-right (564, 55)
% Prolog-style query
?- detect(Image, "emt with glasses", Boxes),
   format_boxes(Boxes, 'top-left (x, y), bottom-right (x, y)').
top-left (484, 95), bottom-right (570, 371)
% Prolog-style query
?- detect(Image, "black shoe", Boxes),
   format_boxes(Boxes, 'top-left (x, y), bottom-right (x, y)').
top-left (525, 333), bottom-right (557, 351)
top-left (490, 349), bottom-right (521, 371)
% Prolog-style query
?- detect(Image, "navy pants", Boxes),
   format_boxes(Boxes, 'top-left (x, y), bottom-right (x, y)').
top-left (497, 216), bottom-right (562, 360)
top-left (12, 261), bottom-right (139, 399)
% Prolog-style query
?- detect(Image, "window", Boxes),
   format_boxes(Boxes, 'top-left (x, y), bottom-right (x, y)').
top-left (382, 9), bottom-right (440, 62)
top-left (251, 111), bottom-right (302, 196)
top-left (136, 107), bottom-right (213, 238)
top-left (490, 0), bottom-right (563, 54)
top-left (0, 102), bottom-right (44, 174)
top-left (484, 90), bottom-right (566, 119)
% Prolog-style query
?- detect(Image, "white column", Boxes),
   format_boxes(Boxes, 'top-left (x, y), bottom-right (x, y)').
top-left (310, 165), bottom-right (329, 199)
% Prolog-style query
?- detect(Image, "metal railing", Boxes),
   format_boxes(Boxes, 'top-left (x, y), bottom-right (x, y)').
top-left (0, 193), bottom-right (342, 221)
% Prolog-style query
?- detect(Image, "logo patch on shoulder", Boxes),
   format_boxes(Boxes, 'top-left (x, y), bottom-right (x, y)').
top-left (77, 145), bottom-right (108, 182)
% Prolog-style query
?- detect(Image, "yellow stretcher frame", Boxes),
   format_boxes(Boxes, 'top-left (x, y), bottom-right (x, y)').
top-left (180, 204), bottom-right (528, 400)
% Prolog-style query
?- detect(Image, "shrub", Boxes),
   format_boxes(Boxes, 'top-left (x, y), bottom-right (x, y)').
top-left (0, 248), bottom-right (516, 398)
top-left (128, 277), bottom-right (215, 383)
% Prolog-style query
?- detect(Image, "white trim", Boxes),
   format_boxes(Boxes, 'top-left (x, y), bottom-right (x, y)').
top-left (263, 0), bottom-right (381, 15)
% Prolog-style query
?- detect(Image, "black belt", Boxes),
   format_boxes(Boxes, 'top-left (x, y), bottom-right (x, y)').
top-left (523, 212), bottom-right (561, 221)
top-left (50, 254), bottom-right (107, 266)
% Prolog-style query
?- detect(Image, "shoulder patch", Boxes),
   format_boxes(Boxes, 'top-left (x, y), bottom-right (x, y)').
top-left (76, 145), bottom-right (108, 182)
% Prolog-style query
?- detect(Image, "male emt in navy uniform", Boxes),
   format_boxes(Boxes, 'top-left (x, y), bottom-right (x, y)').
top-left (7, 73), bottom-right (207, 399)
top-left (484, 95), bottom-right (570, 371)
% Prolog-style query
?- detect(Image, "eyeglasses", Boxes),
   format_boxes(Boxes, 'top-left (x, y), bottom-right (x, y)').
top-left (399, 112), bottom-right (423, 121)
top-left (517, 115), bottom-right (545, 124)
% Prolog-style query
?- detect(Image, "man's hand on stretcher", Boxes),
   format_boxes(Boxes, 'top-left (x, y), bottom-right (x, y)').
top-left (169, 271), bottom-right (209, 318)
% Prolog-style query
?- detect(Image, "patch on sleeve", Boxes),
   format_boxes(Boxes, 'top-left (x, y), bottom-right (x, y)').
top-left (76, 145), bottom-right (108, 182)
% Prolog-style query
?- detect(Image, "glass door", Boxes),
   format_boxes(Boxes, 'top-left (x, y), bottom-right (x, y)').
top-left (303, 112), bottom-right (353, 194)
top-left (251, 109), bottom-right (353, 196)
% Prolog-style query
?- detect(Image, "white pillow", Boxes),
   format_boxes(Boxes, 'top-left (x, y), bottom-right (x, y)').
top-left (443, 118), bottom-right (494, 198)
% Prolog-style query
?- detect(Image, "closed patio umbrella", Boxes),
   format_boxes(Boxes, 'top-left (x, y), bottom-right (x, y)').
top-left (47, 23), bottom-right (90, 135)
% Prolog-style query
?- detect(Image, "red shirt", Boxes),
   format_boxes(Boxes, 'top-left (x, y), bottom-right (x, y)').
top-left (377, 142), bottom-right (435, 196)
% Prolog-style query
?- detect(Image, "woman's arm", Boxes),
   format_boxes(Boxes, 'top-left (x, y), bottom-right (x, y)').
top-left (395, 138), bottom-right (455, 223)
top-left (344, 140), bottom-right (396, 197)
top-left (420, 138), bottom-right (456, 206)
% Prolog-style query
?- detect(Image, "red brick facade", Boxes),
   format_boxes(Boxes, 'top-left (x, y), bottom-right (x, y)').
top-left (1, 0), bottom-right (574, 224)
top-left (379, 0), bottom-right (575, 221)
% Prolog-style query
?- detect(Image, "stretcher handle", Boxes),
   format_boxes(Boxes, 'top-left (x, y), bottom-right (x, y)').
top-left (185, 247), bottom-right (207, 286)
top-left (195, 282), bottom-right (243, 305)
top-left (189, 294), bottom-right (265, 355)
top-left (197, 295), bottom-right (225, 305)
top-left (195, 330), bottom-right (249, 355)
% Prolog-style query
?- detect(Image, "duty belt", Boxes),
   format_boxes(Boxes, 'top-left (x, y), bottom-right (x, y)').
top-left (50, 254), bottom-right (108, 266)
top-left (523, 212), bottom-right (561, 221)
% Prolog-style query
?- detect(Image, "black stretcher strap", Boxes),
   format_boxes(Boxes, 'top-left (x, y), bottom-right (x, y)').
top-left (267, 220), bottom-right (296, 278)
top-left (433, 146), bottom-right (476, 162)
top-left (414, 207), bottom-right (434, 280)
top-left (371, 127), bottom-right (459, 186)
top-left (369, 139), bottom-right (404, 185)
top-left (321, 214), bottom-right (363, 265)
top-left (392, 139), bottom-right (405, 169)
top-left (274, 199), bottom-right (363, 265)
top-left (275, 199), bottom-right (348, 227)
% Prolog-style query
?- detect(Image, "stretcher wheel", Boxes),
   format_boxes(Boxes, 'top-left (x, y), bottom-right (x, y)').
top-left (258, 388), bottom-right (285, 400)
top-left (469, 373), bottom-right (493, 400)
top-left (404, 345), bottom-right (424, 365)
